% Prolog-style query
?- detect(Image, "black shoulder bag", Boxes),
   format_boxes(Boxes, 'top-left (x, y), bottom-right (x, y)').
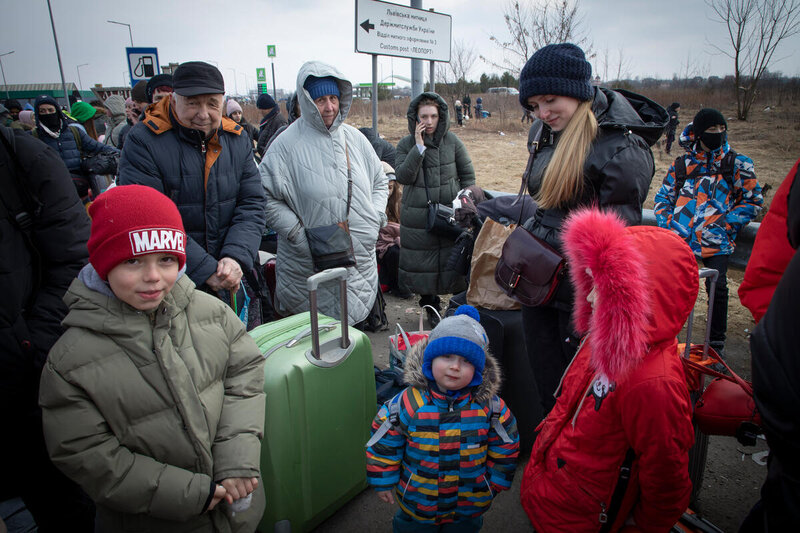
top-left (423, 162), bottom-right (463, 241)
top-left (302, 142), bottom-right (357, 272)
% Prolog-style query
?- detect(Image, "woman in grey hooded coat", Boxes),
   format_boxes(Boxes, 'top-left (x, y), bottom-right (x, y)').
top-left (259, 61), bottom-right (388, 325)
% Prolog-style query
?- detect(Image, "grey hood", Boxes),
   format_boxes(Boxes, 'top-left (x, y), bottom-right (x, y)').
top-left (296, 61), bottom-right (353, 136)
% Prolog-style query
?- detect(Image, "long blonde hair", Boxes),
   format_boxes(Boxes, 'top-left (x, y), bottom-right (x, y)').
top-left (536, 101), bottom-right (598, 209)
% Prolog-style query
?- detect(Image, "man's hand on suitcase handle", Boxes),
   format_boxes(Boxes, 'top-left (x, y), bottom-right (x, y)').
top-left (377, 489), bottom-right (395, 504)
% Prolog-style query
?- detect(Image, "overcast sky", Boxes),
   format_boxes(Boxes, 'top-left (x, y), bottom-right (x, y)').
top-left (2, 0), bottom-right (799, 96)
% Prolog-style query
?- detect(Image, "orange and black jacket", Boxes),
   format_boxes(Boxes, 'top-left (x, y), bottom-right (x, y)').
top-left (118, 97), bottom-right (265, 287)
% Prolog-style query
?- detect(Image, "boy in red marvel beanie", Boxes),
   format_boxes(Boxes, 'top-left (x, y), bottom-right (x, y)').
top-left (39, 184), bottom-right (267, 531)
top-left (88, 184), bottom-right (186, 280)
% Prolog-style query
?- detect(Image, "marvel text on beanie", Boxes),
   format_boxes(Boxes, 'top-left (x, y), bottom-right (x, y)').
top-left (87, 185), bottom-right (187, 280)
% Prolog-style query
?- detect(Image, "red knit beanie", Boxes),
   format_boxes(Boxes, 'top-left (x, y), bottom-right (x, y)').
top-left (88, 185), bottom-right (186, 280)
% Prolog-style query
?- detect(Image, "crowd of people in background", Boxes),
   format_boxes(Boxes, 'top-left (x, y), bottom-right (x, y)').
top-left (1, 39), bottom-right (796, 533)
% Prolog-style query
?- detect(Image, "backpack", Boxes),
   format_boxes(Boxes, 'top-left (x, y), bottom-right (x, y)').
top-left (673, 150), bottom-right (738, 193)
top-left (365, 389), bottom-right (514, 447)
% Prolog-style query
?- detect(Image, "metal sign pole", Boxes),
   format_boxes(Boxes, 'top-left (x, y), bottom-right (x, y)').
top-left (271, 60), bottom-right (276, 100)
top-left (372, 55), bottom-right (378, 134)
top-left (46, 0), bottom-right (71, 112)
top-left (429, 60), bottom-right (435, 93)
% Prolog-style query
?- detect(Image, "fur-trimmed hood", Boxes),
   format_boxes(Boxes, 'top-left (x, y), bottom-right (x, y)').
top-left (402, 337), bottom-right (501, 404)
top-left (562, 209), bottom-right (698, 381)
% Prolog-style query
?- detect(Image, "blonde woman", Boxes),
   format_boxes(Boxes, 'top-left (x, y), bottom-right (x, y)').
top-left (517, 43), bottom-right (668, 416)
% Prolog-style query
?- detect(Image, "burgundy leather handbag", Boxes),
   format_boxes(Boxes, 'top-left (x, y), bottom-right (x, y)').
top-left (494, 123), bottom-right (567, 307)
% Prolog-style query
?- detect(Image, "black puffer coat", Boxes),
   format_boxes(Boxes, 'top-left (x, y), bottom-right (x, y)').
top-left (395, 92), bottom-right (475, 296)
top-left (750, 173), bottom-right (800, 528)
top-left (523, 87), bottom-right (667, 310)
top-left (0, 126), bottom-right (90, 406)
top-left (118, 97), bottom-right (266, 288)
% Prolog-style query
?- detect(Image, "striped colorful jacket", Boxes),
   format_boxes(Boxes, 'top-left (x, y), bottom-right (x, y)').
top-left (366, 342), bottom-right (519, 524)
top-left (654, 123), bottom-right (763, 258)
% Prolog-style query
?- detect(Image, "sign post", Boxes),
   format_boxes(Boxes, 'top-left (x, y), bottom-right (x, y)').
top-left (126, 47), bottom-right (160, 86)
top-left (267, 45), bottom-right (277, 100)
top-left (355, 0), bottom-right (451, 132)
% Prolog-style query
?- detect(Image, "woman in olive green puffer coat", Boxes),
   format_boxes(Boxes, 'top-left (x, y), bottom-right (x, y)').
top-left (39, 268), bottom-right (265, 533)
top-left (395, 92), bottom-right (475, 314)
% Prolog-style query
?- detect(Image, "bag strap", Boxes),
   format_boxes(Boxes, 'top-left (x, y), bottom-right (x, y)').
top-left (285, 141), bottom-right (354, 228)
top-left (674, 149), bottom-right (737, 193)
top-left (365, 391), bottom-right (405, 448)
top-left (487, 395), bottom-right (513, 444)
top-left (599, 448), bottom-right (636, 532)
top-left (344, 140), bottom-right (353, 218)
top-left (514, 121), bottom-right (544, 226)
top-left (68, 125), bottom-right (83, 155)
top-left (419, 304), bottom-right (441, 331)
top-left (681, 349), bottom-right (753, 396)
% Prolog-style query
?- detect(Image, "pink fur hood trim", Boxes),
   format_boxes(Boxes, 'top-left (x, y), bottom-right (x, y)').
top-left (562, 209), bottom-right (698, 381)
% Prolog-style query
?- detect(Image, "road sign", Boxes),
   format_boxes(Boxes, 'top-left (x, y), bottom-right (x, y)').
top-left (126, 47), bottom-right (160, 85)
top-left (355, 0), bottom-right (451, 62)
top-left (257, 83), bottom-right (269, 94)
top-left (267, 45), bottom-right (276, 58)
top-left (256, 68), bottom-right (266, 82)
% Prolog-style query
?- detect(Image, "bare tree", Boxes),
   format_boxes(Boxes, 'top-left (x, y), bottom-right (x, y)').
top-left (447, 39), bottom-right (477, 98)
top-left (613, 48), bottom-right (632, 82)
top-left (707, 0), bottom-right (800, 120)
top-left (482, 0), bottom-right (591, 77)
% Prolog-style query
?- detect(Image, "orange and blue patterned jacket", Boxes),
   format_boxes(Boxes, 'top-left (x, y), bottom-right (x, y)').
top-left (366, 346), bottom-right (519, 524)
top-left (654, 124), bottom-right (763, 258)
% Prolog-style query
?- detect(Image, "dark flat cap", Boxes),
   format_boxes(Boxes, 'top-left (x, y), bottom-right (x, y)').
top-left (173, 61), bottom-right (225, 96)
top-left (146, 74), bottom-right (173, 103)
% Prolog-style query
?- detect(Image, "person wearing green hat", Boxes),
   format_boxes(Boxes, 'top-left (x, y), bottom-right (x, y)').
top-left (69, 101), bottom-right (100, 140)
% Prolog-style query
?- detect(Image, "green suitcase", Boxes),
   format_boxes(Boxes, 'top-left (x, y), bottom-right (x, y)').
top-left (248, 268), bottom-right (376, 532)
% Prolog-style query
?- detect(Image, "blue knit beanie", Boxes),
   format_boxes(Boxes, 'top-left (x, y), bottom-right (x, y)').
top-left (519, 43), bottom-right (593, 110)
top-left (304, 76), bottom-right (340, 101)
top-left (423, 305), bottom-right (488, 388)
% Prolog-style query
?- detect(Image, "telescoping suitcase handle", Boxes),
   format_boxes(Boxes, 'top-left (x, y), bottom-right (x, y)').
top-left (307, 267), bottom-right (349, 361)
top-left (683, 268), bottom-right (719, 361)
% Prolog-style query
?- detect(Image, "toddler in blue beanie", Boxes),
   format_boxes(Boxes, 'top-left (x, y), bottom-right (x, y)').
top-left (366, 305), bottom-right (520, 532)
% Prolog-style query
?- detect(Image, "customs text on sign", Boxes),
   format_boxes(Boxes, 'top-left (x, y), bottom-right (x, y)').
top-left (354, 0), bottom-right (451, 62)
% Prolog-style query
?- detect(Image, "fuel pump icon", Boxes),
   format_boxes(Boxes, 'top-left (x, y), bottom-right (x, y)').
top-left (133, 56), bottom-right (155, 78)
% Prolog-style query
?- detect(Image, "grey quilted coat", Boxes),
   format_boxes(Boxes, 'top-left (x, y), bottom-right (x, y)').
top-left (259, 61), bottom-right (388, 324)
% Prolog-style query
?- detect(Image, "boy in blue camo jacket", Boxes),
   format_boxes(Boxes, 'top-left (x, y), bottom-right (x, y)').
top-left (655, 107), bottom-right (763, 357)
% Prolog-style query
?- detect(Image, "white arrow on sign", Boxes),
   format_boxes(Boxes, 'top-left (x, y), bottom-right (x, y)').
top-left (354, 0), bottom-right (452, 62)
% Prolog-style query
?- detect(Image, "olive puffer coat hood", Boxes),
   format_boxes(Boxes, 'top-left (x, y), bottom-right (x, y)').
top-left (394, 92), bottom-right (475, 296)
top-left (39, 270), bottom-right (266, 532)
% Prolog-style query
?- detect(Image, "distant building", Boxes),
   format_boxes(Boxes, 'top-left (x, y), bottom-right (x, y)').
top-left (0, 83), bottom-right (81, 107)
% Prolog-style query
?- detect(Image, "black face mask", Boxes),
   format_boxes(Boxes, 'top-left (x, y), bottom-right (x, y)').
top-left (700, 131), bottom-right (725, 151)
top-left (39, 113), bottom-right (61, 131)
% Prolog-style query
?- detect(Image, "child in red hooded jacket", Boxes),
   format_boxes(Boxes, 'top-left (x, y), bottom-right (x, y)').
top-left (520, 208), bottom-right (695, 532)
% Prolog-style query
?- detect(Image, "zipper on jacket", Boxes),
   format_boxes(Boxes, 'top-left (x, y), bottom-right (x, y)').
top-left (599, 502), bottom-right (608, 525)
